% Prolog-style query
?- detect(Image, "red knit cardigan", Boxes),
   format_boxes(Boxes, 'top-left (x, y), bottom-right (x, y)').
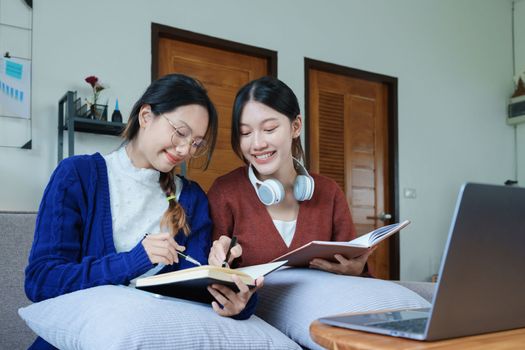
top-left (208, 166), bottom-right (357, 267)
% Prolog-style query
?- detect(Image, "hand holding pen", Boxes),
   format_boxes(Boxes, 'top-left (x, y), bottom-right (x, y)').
top-left (176, 250), bottom-right (201, 266)
top-left (222, 236), bottom-right (237, 268)
top-left (142, 232), bottom-right (201, 266)
top-left (208, 235), bottom-right (242, 268)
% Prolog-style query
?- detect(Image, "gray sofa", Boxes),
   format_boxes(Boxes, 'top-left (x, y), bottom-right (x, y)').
top-left (1, 211), bottom-right (38, 349)
top-left (1, 211), bottom-right (435, 350)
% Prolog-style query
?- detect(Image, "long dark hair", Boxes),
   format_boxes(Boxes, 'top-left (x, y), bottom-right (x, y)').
top-left (122, 73), bottom-right (218, 236)
top-left (231, 76), bottom-right (304, 163)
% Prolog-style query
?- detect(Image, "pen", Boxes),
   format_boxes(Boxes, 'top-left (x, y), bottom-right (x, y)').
top-left (177, 251), bottom-right (201, 266)
top-left (222, 236), bottom-right (237, 268)
top-left (144, 233), bottom-right (201, 266)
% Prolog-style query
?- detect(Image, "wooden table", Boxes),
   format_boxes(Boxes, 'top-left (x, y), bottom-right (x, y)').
top-left (310, 320), bottom-right (525, 350)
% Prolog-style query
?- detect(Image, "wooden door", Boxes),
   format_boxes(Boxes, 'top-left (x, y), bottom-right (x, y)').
top-left (155, 28), bottom-right (274, 190)
top-left (308, 67), bottom-right (395, 279)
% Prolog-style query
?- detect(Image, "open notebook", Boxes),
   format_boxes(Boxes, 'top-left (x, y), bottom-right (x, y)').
top-left (272, 220), bottom-right (410, 267)
top-left (135, 261), bottom-right (286, 304)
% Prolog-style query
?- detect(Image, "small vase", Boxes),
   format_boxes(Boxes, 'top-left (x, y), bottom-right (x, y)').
top-left (89, 104), bottom-right (108, 121)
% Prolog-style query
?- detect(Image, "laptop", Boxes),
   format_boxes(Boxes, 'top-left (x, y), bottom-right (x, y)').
top-left (320, 183), bottom-right (525, 341)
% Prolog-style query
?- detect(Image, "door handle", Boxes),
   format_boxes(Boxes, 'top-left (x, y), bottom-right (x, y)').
top-left (366, 212), bottom-right (392, 221)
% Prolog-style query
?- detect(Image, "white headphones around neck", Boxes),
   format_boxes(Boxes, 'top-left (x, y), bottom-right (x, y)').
top-left (248, 158), bottom-right (315, 206)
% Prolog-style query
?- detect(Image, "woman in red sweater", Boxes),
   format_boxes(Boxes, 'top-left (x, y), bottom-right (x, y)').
top-left (208, 76), bottom-right (372, 275)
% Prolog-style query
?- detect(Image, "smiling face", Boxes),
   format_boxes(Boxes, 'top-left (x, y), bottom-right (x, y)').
top-left (239, 101), bottom-right (301, 181)
top-left (129, 104), bottom-right (209, 172)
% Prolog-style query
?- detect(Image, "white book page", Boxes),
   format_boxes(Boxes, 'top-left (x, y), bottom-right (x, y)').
top-left (368, 220), bottom-right (410, 244)
top-left (313, 220), bottom-right (410, 248)
top-left (310, 238), bottom-right (369, 247)
top-left (353, 220), bottom-right (411, 246)
top-left (347, 231), bottom-right (375, 247)
top-left (236, 261), bottom-right (288, 279)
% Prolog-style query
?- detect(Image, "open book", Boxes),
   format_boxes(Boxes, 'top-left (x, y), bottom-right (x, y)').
top-left (135, 260), bottom-right (287, 304)
top-left (271, 220), bottom-right (410, 267)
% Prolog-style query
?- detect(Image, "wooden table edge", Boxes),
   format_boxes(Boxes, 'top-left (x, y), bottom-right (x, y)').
top-left (310, 320), bottom-right (525, 350)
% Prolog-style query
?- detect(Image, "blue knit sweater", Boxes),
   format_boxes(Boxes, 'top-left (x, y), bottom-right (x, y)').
top-left (25, 153), bottom-right (256, 349)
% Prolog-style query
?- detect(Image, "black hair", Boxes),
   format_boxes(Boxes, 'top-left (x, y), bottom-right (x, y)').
top-left (231, 76), bottom-right (304, 163)
top-left (122, 73), bottom-right (218, 236)
top-left (123, 73), bottom-right (218, 168)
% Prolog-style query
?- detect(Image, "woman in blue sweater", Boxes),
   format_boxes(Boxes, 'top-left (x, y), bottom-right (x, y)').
top-left (25, 74), bottom-right (260, 349)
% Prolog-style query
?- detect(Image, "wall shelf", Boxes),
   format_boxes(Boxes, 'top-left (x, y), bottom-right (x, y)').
top-left (58, 91), bottom-right (126, 162)
top-left (62, 117), bottom-right (124, 135)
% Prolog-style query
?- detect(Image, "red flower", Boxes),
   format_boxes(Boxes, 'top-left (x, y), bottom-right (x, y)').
top-left (84, 75), bottom-right (106, 109)
top-left (85, 76), bottom-right (98, 88)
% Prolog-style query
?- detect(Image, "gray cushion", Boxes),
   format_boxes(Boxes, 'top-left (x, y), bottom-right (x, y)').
top-left (0, 211), bottom-right (37, 350)
top-left (19, 285), bottom-right (301, 350)
top-left (256, 268), bottom-right (431, 350)
top-left (393, 280), bottom-right (436, 303)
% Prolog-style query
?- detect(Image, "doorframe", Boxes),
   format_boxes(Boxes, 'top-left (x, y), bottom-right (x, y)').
top-left (304, 58), bottom-right (400, 280)
top-left (151, 23), bottom-right (278, 80)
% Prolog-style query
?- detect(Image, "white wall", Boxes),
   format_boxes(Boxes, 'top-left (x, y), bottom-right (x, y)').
top-left (0, 0), bottom-right (517, 281)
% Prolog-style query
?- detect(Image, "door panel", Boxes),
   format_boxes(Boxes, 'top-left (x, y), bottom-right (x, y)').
top-left (308, 68), bottom-right (392, 279)
top-left (318, 91), bottom-right (345, 191)
top-left (157, 37), bottom-right (271, 190)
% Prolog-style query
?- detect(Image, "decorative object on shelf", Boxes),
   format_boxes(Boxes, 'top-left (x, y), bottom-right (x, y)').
top-left (90, 103), bottom-right (108, 121)
top-left (111, 99), bottom-right (123, 123)
top-left (74, 93), bottom-right (87, 117)
top-left (508, 69), bottom-right (525, 125)
top-left (58, 91), bottom-right (126, 162)
top-left (84, 75), bottom-right (108, 120)
top-left (512, 78), bottom-right (525, 98)
top-left (512, 68), bottom-right (525, 98)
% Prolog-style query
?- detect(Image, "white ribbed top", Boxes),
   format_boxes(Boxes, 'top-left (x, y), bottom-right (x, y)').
top-left (104, 146), bottom-right (182, 278)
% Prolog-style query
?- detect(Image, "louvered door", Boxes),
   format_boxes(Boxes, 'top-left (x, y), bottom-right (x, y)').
top-left (318, 91), bottom-right (346, 190)
top-left (308, 67), bottom-right (392, 279)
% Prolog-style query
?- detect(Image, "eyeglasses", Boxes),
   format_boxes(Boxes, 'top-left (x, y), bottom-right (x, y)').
top-left (161, 114), bottom-right (208, 158)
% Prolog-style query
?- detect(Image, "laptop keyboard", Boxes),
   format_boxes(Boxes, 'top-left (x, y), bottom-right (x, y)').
top-left (367, 317), bottom-right (428, 334)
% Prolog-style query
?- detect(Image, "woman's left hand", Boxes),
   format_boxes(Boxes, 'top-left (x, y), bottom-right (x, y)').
top-left (207, 276), bottom-right (264, 317)
top-left (309, 247), bottom-right (376, 275)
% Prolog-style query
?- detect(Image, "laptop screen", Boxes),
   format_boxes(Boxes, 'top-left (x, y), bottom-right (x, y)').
top-left (320, 183), bottom-right (525, 341)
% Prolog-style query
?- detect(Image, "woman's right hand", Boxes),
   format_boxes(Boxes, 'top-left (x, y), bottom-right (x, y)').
top-left (141, 232), bottom-right (185, 265)
top-left (208, 235), bottom-right (242, 267)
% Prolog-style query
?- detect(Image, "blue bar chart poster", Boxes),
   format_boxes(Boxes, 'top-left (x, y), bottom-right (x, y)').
top-left (0, 57), bottom-right (31, 119)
